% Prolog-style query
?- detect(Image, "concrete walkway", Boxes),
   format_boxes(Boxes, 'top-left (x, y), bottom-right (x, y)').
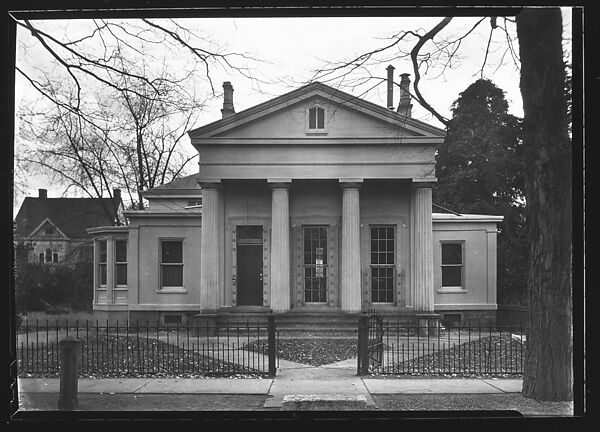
top-left (18, 356), bottom-right (523, 411)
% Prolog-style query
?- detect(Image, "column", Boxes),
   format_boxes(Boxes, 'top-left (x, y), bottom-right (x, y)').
top-left (410, 183), bottom-right (434, 312)
top-left (200, 182), bottom-right (220, 312)
top-left (269, 182), bottom-right (291, 312)
top-left (340, 181), bottom-right (362, 312)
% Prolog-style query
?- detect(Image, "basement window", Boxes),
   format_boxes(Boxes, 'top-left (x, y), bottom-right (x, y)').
top-left (163, 314), bottom-right (183, 325)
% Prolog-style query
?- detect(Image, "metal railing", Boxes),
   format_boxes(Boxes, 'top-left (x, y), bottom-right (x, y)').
top-left (17, 317), bottom-right (278, 377)
top-left (359, 315), bottom-right (526, 376)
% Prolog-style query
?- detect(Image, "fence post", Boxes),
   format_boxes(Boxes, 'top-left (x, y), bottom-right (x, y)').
top-left (58, 338), bottom-right (81, 410)
top-left (357, 312), bottom-right (369, 376)
top-left (267, 312), bottom-right (276, 377)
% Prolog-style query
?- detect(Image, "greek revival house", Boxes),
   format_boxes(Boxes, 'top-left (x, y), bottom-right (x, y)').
top-left (89, 69), bottom-right (503, 325)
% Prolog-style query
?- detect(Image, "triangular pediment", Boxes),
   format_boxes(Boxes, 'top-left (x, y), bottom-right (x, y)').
top-left (188, 82), bottom-right (446, 141)
top-left (29, 218), bottom-right (69, 239)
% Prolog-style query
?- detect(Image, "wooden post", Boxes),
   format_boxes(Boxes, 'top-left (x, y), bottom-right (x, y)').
top-left (58, 338), bottom-right (81, 410)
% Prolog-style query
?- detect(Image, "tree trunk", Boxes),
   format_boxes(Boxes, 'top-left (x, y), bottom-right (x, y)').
top-left (516, 8), bottom-right (572, 401)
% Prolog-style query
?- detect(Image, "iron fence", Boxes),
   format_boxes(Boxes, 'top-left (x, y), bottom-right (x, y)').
top-left (17, 318), bottom-right (278, 377)
top-left (359, 316), bottom-right (527, 376)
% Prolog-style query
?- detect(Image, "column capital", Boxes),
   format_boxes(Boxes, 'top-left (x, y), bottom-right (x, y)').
top-left (197, 181), bottom-right (221, 190)
top-left (339, 179), bottom-right (363, 189)
top-left (410, 180), bottom-right (436, 190)
top-left (268, 179), bottom-right (292, 189)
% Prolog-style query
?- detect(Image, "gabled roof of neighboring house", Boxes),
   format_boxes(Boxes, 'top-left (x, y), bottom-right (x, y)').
top-left (14, 194), bottom-right (122, 240)
top-left (142, 173), bottom-right (202, 198)
top-left (188, 81), bottom-right (447, 140)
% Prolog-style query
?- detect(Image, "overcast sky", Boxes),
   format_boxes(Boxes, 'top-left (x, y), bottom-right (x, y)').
top-left (12, 11), bottom-right (573, 214)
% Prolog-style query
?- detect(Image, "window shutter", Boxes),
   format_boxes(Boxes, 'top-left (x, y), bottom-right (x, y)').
top-left (292, 225), bottom-right (304, 307)
top-left (231, 225), bottom-right (237, 306)
top-left (361, 223), bottom-right (370, 308)
top-left (327, 225), bottom-right (337, 306)
top-left (263, 227), bottom-right (270, 307)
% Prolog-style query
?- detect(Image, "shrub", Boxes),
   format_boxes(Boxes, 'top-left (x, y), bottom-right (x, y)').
top-left (15, 261), bottom-right (93, 314)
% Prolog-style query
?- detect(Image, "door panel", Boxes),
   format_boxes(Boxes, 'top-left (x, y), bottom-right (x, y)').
top-left (237, 244), bottom-right (263, 306)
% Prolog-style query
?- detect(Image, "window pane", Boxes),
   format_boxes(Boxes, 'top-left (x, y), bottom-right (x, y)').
top-left (442, 266), bottom-right (462, 287)
top-left (442, 243), bottom-right (462, 265)
top-left (99, 240), bottom-right (107, 263)
top-left (115, 240), bottom-right (127, 262)
top-left (162, 241), bottom-right (182, 263)
top-left (100, 264), bottom-right (107, 285)
top-left (162, 265), bottom-right (183, 287)
top-left (309, 107), bottom-right (316, 129)
top-left (317, 107), bottom-right (325, 128)
top-left (116, 263), bottom-right (127, 285)
top-left (236, 225), bottom-right (263, 241)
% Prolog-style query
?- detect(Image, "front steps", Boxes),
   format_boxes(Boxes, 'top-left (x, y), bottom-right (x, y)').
top-left (193, 309), bottom-right (441, 337)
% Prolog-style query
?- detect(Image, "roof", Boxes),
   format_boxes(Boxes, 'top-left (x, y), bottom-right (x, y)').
top-left (142, 173), bottom-right (202, 197)
top-left (432, 212), bottom-right (504, 223)
top-left (14, 196), bottom-right (122, 239)
top-left (188, 81), bottom-right (446, 139)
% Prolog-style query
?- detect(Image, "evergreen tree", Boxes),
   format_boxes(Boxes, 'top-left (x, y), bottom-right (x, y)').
top-left (434, 79), bottom-right (528, 305)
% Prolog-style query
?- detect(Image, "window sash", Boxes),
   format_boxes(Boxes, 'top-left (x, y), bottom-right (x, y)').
top-left (441, 243), bottom-right (463, 287)
top-left (160, 240), bottom-right (183, 288)
top-left (308, 106), bottom-right (325, 130)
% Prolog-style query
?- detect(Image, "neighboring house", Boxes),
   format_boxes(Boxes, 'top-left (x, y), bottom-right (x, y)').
top-left (14, 188), bottom-right (124, 265)
top-left (89, 69), bottom-right (503, 325)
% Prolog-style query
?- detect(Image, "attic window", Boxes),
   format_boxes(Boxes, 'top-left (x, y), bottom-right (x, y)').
top-left (306, 105), bottom-right (327, 134)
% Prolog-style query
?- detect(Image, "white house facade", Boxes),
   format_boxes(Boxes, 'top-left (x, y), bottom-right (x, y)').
top-left (89, 72), bottom-right (502, 326)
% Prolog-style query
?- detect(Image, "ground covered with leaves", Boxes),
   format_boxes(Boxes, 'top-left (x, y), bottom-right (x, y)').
top-left (246, 337), bottom-right (358, 366)
top-left (18, 333), bottom-right (267, 378)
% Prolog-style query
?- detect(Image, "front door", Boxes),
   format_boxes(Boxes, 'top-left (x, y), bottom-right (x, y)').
top-left (236, 226), bottom-right (263, 306)
top-left (303, 226), bottom-right (328, 303)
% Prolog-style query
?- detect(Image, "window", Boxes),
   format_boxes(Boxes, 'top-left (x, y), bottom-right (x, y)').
top-left (163, 314), bottom-right (183, 325)
top-left (99, 240), bottom-right (107, 286)
top-left (161, 240), bottom-right (183, 288)
top-left (115, 240), bottom-right (127, 286)
top-left (303, 226), bottom-right (328, 303)
top-left (38, 253), bottom-right (44, 263)
top-left (187, 199), bottom-right (202, 208)
top-left (307, 105), bottom-right (326, 133)
top-left (441, 242), bottom-right (463, 288)
top-left (52, 252), bottom-right (59, 263)
top-left (370, 226), bottom-right (395, 303)
top-left (45, 248), bottom-right (52, 263)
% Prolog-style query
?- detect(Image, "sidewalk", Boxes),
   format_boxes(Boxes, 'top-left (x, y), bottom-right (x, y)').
top-left (17, 357), bottom-right (542, 414)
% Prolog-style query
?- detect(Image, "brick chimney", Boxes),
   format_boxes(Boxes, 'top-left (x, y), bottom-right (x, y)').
top-left (397, 73), bottom-right (413, 118)
top-left (221, 81), bottom-right (235, 119)
top-left (38, 189), bottom-right (47, 199)
top-left (386, 65), bottom-right (395, 110)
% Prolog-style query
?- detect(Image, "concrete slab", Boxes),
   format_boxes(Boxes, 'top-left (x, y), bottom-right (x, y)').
top-left (481, 379), bottom-right (522, 393)
top-left (281, 394), bottom-right (368, 411)
top-left (137, 378), bottom-right (272, 394)
top-left (18, 378), bottom-right (59, 393)
top-left (363, 378), bottom-right (509, 394)
top-left (78, 378), bottom-right (151, 393)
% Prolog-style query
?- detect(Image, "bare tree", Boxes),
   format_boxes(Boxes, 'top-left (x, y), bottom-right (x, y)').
top-left (13, 17), bottom-right (268, 213)
top-left (309, 11), bottom-right (574, 402)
